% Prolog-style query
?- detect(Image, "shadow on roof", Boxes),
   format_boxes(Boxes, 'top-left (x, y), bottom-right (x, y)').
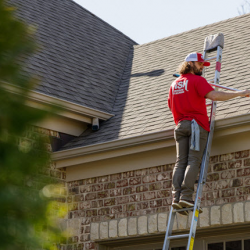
top-left (130, 69), bottom-right (165, 77)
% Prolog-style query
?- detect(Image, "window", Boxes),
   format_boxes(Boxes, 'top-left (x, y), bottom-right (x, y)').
top-left (207, 239), bottom-right (250, 250)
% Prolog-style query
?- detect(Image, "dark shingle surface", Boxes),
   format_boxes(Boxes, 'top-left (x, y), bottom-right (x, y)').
top-left (63, 13), bottom-right (250, 150)
top-left (8, 0), bottom-right (137, 113)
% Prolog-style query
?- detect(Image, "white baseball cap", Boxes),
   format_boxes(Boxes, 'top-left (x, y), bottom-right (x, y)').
top-left (185, 52), bottom-right (210, 66)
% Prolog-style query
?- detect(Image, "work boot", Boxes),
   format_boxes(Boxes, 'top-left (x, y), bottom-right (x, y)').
top-left (179, 199), bottom-right (203, 214)
top-left (172, 200), bottom-right (188, 216)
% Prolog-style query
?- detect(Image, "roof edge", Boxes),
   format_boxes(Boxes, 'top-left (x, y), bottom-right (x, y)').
top-left (136, 12), bottom-right (250, 48)
top-left (52, 113), bottom-right (250, 166)
top-left (70, 0), bottom-right (138, 45)
top-left (3, 82), bottom-right (114, 121)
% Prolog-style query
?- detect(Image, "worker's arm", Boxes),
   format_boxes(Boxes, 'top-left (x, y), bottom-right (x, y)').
top-left (206, 90), bottom-right (250, 101)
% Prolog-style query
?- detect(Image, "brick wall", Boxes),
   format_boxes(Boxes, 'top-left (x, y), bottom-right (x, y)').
top-left (65, 149), bottom-right (250, 250)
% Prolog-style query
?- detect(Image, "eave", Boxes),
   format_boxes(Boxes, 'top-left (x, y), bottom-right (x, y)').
top-left (52, 113), bottom-right (250, 168)
top-left (3, 82), bottom-right (114, 136)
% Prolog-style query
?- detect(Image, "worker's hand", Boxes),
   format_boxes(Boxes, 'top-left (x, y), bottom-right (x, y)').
top-left (238, 90), bottom-right (250, 97)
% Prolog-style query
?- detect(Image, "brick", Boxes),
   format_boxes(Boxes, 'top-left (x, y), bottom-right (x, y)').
top-left (80, 185), bottom-right (92, 193)
top-left (118, 218), bottom-right (127, 237)
top-left (221, 204), bottom-right (232, 224)
top-left (143, 192), bottom-right (156, 200)
top-left (158, 213), bottom-right (168, 232)
top-left (81, 218), bottom-right (91, 225)
top-left (85, 241), bottom-right (95, 249)
top-left (163, 181), bottom-right (172, 189)
top-left (215, 198), bottom-right (229, 205)
top-left (86, 210), bottom-right (97, 217)
top-left (142, 175), bottom-right (156, 183)
top-left (211, 206), bottom-right (221, 225)
top-left (104, 182), bottom-right (115, 189)
top-left (156, 172), bottom-right (171, 181)
top-left (123, 171), bottom-right (134, 178)
top-left (206, 191), bottom-right (219, 200)
top-left (235, 150), bottom-right (249, 159)
top-left (244, 177), bottom-right (250, 186)
top-left (80, 201), bottom-right (91, 209)
top-left (148, 214), bottom-right (157, 233)
top-left (125, 203), bottom-right (136, 211)
top-left (219, 153), bottom-right (234, 162)
top-left (245, 202), bottom-right (250, 222)
top-left (128, 217), bottom-right (137, 235)
top-left (111, 205), bottom-right (122, 214)
top-left (90, 223), bottom-right (99, 240)
top-left (91, 200), bottom-right (103, 208)
top-left (117, 196), bottom-right (129, 204)
top-left (97, 191), bottom-right (109, 198)
top-left (206, 173), bottom-right (219, 182)
top-left (228, 160), bottom-right (242, 169)
top-left (138, 216), bottom-right (147, 235)
top-left (98, 208), bottom-right (110, 216)
top-left (149, 166), bottom-right (161, 174)
top-left (136, 185), bottom-right (148, 193)
top-left (237, 167), bottom-right (250, 177)
top-left (130, 194), bottom-right (143, 202)
top-left (220, 189), bottom-right (235, 198)
top-left (135, 169), bottom-right (148, 176)
top-left (98, 176), bottom-right (109, 183)
top-left (80, 234), bottom-right (90, 242)
top-left (85, 193), bottom-right (97, 201)
top-left (69, 187), bottom-right (79, 195)
top-left (92, 184), bottom-right (103, 192)
top-left (100, 222), bottom-right (108, 239)
top-left (157, 190), bottom-right (170, 198)
top-left (129, 177), bottom-right (141, 185)
top-left (209, 156), bottom-right (218, 164)
top-left (233, 202), bottom-right (244, 223)
top-left (137, 202), bottom-right (149, 210)
top-left (199, 207), bottom-right (209, 227)
top-left (213, 163), bottom-right (227, 172)
top-left (117, 179), bottom-right (128, 187)
top-left (86, 178), bottom-right (97, 184)
top-left (104, 198), bottom-right (116, 206)
top-left (123, 187), bottom-right (136, 195)
top-left (232, 178), bottom-right (243, 187)
top-left (149, 183), bottom-right (162, 191)
top-left (110, 173), bottom-right (122, 181)
top-left (221, 170), bottom-right (235, 179)
top-left (236, 187), bottom-right (250, 196)
top-left (110, 188), bottom-right (121, 197)
top-left (244, 159), bottom-right (250, 166)
top-left (162, 164), bottom-right (174, 171)
top-left (150, 199), bottom-right (162, 208)
top-left (109, 220), bottom-right (118, 238)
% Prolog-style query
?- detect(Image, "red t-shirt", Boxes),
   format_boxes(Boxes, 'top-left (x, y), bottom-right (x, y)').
top-left (168, 73), bottom-right (214, 131)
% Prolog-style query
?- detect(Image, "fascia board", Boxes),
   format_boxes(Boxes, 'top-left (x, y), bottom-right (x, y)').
top-left (2, 82), bottom-right (114, 122)
top-left (52, 113), bottom-right (250, 168)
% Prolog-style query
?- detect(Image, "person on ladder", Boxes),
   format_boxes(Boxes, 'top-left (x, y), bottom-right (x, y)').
top-left (168, 52), bottom-right (250, 215)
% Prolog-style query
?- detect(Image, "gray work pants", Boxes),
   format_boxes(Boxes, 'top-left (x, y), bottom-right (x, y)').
top-left (172, 120), bottom-right (208, 202)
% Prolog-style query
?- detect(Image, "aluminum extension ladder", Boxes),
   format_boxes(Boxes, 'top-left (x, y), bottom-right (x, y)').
top-left (162, 33), bottom-right (231, 250)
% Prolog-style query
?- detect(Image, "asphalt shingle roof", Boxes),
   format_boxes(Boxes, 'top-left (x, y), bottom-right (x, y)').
top-left (8, 0), bottom-right (137, 113)
top-left (63, 13), bottom-right (250, 150)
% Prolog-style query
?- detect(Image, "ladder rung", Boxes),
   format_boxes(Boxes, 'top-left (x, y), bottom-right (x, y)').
top-left (168, 234), bottom-right (189, 240)
top-left (205, 56), bottom-right (217, 61)
top-left (173, 207), bottom-right (194, 213)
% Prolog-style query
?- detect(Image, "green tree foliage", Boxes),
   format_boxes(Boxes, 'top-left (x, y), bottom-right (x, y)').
top-left (0, 1), bottom-right (64, 249)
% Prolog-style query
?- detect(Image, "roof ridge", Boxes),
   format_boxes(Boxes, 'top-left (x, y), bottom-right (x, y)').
top-left (70, 0), bottom-right (138, 45)
top-left (135, 12), bottom-right (250, 48)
